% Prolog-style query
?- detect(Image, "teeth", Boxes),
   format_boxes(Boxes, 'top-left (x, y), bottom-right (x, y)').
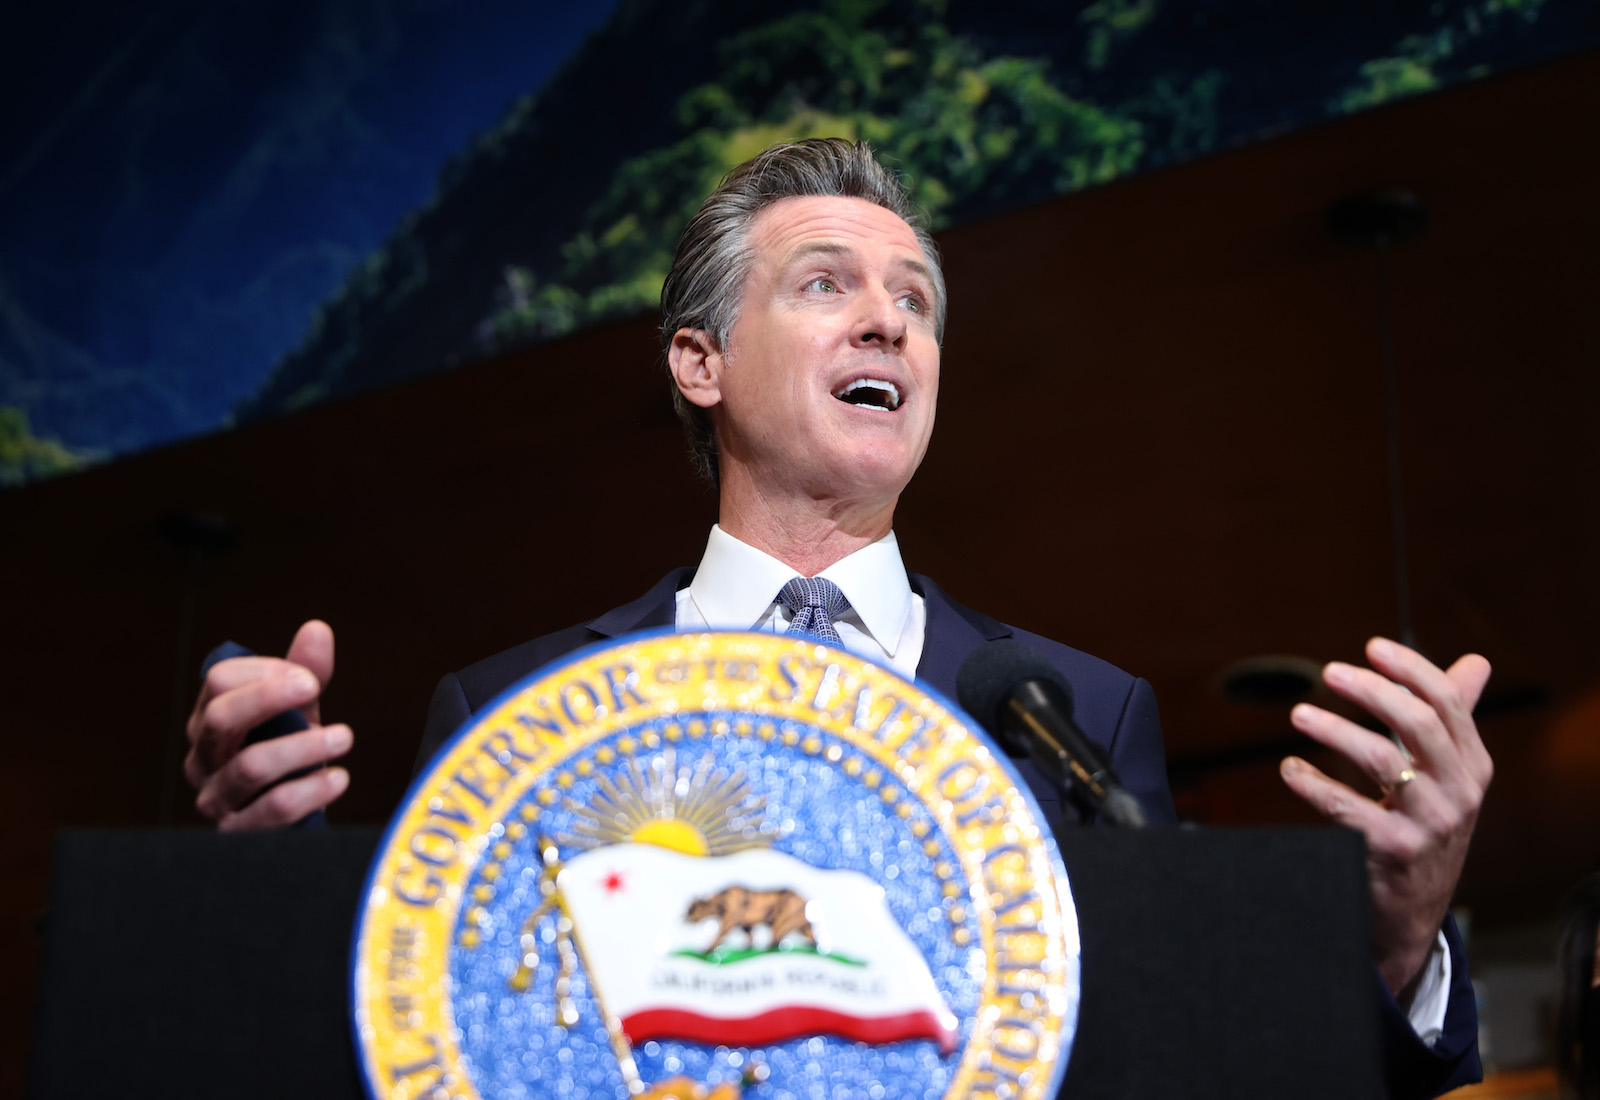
top-left (834, 378), bottom-right (901, 411)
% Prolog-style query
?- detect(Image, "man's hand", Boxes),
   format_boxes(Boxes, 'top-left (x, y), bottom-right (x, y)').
top-left (184, 619), bottom-right (352, 830)
top-left (1280, 637), bottom-right (1493, 998)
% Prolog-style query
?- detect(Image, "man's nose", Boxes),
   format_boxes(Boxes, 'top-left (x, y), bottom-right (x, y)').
top-left (850, 285), bottom-right (907, 351)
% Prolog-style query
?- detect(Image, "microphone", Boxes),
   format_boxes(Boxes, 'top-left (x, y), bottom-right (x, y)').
top-left (957, 639), bottom-right (1149, 828)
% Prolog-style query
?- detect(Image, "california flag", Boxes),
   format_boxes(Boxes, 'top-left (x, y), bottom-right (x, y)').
top-left (557, 843), bottom-right (959, 1053)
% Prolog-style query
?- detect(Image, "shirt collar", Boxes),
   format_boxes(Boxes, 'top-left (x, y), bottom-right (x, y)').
top-left (688, 524), bottom-right (915, 656)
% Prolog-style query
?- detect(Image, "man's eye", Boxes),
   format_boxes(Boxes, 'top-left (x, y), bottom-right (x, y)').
top-left (807, 278), bottom-right (838, 293)
top-left (900, 294), bottom-right (924, 313)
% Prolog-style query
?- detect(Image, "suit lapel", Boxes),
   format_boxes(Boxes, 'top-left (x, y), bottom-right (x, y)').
top-left (910, 573), bottom-right (1012, 699)
top-left (588, 567), bottom-right (694, 637)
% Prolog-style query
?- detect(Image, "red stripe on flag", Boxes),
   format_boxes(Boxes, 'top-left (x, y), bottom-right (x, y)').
top-left (622, 1006), bottom-right (959, 1056)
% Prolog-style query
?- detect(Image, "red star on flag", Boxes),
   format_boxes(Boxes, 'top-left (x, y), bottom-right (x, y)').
top-left (602, 870), bottom-right (626, 895)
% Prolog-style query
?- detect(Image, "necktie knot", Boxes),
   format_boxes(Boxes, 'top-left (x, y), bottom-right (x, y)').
top-left (779, 576), bottom-right (849, 646)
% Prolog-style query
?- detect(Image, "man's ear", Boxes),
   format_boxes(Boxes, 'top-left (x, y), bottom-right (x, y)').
top-left (667, 328), bottom-right (723, 410)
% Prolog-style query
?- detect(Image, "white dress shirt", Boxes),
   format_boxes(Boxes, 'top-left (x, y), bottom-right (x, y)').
top-left (671, 523), bottom-right (1451, 1044)
top-left (675, 524), bottom-right (926, 679)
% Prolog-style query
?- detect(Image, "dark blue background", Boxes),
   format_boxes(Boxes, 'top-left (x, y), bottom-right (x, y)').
top-left (0, 0), bottom-right (617, 458)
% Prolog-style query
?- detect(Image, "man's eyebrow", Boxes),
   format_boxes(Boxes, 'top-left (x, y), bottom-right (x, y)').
top-left (779, 241), bottom-right (853, 268)
top-left (897, 256), bottom-right (935, 289)
top-left (780, 241), bottom-right (937, 290)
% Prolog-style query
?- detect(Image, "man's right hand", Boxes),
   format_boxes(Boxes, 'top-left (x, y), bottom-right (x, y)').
top-left (184, 619), bottom-right (352, 830)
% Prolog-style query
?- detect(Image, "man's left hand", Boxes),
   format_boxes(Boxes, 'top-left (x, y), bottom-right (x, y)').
top-left (1280, 637), bottom-right (1494, 998)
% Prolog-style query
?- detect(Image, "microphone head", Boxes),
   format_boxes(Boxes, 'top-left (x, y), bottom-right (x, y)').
top-left (956, 639), bottom-right (1077, 735)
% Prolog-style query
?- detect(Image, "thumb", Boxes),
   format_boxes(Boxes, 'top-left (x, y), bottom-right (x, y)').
top-left (1446, 653), bottom-right (1492, 713)
top-left (285, 619), bottom-right (335, 724)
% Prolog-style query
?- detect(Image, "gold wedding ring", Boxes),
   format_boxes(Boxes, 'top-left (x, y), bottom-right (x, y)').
top-left (1381, 767), bottom-right (1417, 798)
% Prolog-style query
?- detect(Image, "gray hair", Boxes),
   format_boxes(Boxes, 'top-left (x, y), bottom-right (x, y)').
top-left (659, 138), bottom-right (946, 484)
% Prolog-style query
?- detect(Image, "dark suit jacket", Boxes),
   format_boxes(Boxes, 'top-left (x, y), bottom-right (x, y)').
top-left (415, 567), bottom-right (1480, 1099)
top-left (417, 568), bottom-right (1174, 826)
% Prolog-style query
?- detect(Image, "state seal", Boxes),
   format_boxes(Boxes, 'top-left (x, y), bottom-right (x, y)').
top-left (352, 631), bottom-right (1079, 1099)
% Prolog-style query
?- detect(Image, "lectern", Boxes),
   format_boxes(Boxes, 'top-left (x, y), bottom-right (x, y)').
top-left (27, 827), bottom-right (1380, 1099)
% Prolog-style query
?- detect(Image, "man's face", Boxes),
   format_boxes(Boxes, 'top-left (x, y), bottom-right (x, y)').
top-left (707, 195), bottom-right (941, 507)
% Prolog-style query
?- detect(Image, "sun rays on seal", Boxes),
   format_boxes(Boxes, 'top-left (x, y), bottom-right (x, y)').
top-left (560, 747), bottom-right (776, 856)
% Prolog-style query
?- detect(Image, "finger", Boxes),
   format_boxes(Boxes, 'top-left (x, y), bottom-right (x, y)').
top-left (188, 656), bottom-right (305, 746)
top-left (1441, 653), bottom-right (1496, 784)
top-left (1365, 638), bottom-right (1491, 750)
top-left (189, 657), bottom-right (319, 744)
top-left (1290, 702), bottom-right (1415, 796)
top-left (1279, 755), bottom-right (1394, 838)
top-left (1363, 641), bottom-right (1495, 794)
top-left (1443, 651), bottom-right (1492, 710)
top-left (1321, 658), bottom-right (1455, 770)
top-left (1281, 755), bottom-right (1456, 869)
top-left (191, 655), bottom-right (303, 708)
top-left (186, 664), bottom-right (324, 777)
top-left (1441, 652), bottom-right (1493, 753)
top-left (217, 767), bottom-right (351, 832)
top-left (194, 723), bottom-right (353, 821)
top-left (285, 620), bottom-right (335, 727)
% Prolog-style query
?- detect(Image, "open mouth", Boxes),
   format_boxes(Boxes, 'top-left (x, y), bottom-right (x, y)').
top-left (833, 378), bottom-right (902, 411)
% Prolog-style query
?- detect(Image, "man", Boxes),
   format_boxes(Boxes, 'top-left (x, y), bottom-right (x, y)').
top-left (185, 139), bottom-right (1492, 1096)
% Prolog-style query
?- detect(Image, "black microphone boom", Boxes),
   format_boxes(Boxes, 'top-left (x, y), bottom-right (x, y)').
top-left (956, 640), bottom-right (1150, 828)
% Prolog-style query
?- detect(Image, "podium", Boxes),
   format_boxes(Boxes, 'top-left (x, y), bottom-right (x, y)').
top-left (26, 827), bottom-right (1381, 1099)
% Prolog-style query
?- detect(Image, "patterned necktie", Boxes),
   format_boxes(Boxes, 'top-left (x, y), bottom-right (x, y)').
top-left (778, 576), bottom-right (849, 646)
